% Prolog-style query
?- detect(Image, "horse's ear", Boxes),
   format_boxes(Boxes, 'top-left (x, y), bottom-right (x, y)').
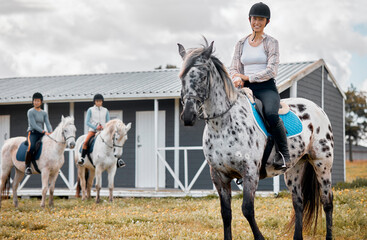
top-left (177, 43), bottom-right (186, 59)
top-left (61, 115), bottom-right (65, 121)
top-left (126, 123), bottom-right (132, 132)
top-left (203, 41), bottom-right (214, 59)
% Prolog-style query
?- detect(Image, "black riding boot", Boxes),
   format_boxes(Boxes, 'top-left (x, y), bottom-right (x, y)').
top-left (25, 152), bottom-right (33, 175)
top-left (78, 149), bottom-right (87, 166)
top-left (116, 158), bottom-right (126, 168)
top-left (272, 120), bottom-right (290, 170)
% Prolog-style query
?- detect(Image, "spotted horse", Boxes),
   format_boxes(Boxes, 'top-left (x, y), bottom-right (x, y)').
top-left (177, 39), bottom-right (334, 240)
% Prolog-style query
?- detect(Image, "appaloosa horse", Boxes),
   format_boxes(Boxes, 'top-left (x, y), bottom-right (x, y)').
top-left (0, 116), bottom-right (76, 208)
top-left (177, 40), bottom-right (333, 240)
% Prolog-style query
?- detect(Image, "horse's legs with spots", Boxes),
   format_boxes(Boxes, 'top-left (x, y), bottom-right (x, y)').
top-left (311, 159), bottom-right (333, 240)
top-left (241, 176), bottom-right (264, 240)
top-left (210, 166), bottom-right (232, 240)
top-left (12, 168), bottom-right (24, 208)
top-left (95, 167), bottom-right (103, 203)
top-left (87, 170), bottom-right (95, 199)
top-left (48, 172), bottom-right (59, 207)
top-left (40, 169), bottom-right (50, 208)
top-left (107, 165), bottom-right (116, 202)
top-left (284, 161), bottom-right (306, 240)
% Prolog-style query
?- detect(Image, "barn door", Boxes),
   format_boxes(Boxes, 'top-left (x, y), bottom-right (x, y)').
top-left (136, 111), bottom-right (165, 188)
top-left (0, 115), bottom-right (10, 174)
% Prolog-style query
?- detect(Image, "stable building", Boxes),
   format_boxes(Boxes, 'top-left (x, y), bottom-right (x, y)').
top-left (0, 59), bottom-right (346, 196)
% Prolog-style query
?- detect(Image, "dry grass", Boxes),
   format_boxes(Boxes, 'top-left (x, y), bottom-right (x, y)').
top-left (346, 160), bottom-right (367, 182)
top-left (0, 187), bottom-right (366, 240)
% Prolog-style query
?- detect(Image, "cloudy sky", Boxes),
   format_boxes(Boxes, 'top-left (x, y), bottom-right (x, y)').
top-left (1, 0), bottom-right (367, 92)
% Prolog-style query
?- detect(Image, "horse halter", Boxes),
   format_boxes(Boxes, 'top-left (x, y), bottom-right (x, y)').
top-left (100, 132), bottom-right (124, 149)
top-left (46, 127), bottom-right (75, 144)
top-left (181, 62), bottom-right (236, 121)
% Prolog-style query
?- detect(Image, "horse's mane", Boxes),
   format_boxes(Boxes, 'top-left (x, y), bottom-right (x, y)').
top-left (54, 116), bottom-right (74, 131)
top-left (179, 40), bottom-right (238, 102)
top-left (106, 119), bottom-right (121, 128)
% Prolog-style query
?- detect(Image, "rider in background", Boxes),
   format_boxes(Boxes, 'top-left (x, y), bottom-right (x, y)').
top-left (229, 2), bottom-right (290, 170)
top-left (25, 92), bottom-right (52, 175)
top-left (78, 94), bottom-right (110, 166)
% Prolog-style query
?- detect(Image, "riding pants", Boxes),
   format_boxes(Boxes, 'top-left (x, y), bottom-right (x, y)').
top-left (83, 131), bottom-right (96, 150)
top-left (245, 79), bottom-right (280, 128)
top-left (27, 130), bottom-right (44, 154)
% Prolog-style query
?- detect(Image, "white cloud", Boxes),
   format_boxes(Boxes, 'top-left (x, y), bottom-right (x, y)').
top-left (0, 0), bottom-right (366, 92)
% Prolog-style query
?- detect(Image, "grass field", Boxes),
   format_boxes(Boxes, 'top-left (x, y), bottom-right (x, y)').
top-left (346, 160), bottom-right (367, 182)
top-left (0, 161), bottom-right (366, 239)
top-left (1, 187), bottom-right (366, 240)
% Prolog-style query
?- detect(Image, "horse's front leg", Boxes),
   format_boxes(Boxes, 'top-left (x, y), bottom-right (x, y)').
top-left (12, 168), bottom-right (25, 208)
top-left (210, 166), bottom-right (232, 240)
top-left (95, 167), bottom-right (102, 203)
top-left (48, 172), bottom-right (59, 207)
top-left (40, 169), bottom-right (50, 208)
top-left (241, 174), bottom-right (264, 240)
top-left (107, 165), bottom-right (117, 202)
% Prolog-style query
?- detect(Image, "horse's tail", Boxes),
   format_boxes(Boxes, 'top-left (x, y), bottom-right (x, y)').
top-left (1, 173), bottom-right (11, 200)
top-left (288, 160), bottom-right (322, 234)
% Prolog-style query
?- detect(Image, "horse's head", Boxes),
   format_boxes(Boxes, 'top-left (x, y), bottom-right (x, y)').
top-left (112, 120), bottom-right (132, 159)
top-left (177, 40), bottom-right (214, 126)
top-left (61, 115), bottom-right (76, 149)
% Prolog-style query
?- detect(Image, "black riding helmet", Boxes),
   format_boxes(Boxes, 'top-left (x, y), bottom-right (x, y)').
top-left (32, 92), bottom-right (43, 102)
top-left (93, 93), bottom-right (104, 103)
top-left (249, 2), bottom-right (271, 19)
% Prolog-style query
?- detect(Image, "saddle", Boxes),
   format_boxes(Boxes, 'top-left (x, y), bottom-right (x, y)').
top-left (240, 88), bottom-right (303, 179)
top-left (16, 138), bottom-right (43, 173)
top-left (79, 134), bottom-right (98, 167)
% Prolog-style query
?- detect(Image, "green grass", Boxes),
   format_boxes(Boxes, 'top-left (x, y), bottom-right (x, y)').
top-left (0, 187), bottom-right (366, 240)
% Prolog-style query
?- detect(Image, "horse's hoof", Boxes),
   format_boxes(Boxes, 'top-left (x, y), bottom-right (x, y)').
top-left (96, 199), bottom-right (100, 204)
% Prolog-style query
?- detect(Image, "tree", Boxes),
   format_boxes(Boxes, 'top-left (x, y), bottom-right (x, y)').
top-left (345, 85), bottom-right (367, 161)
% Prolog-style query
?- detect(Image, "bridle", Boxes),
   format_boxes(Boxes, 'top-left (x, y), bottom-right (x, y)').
top-left (100, 132), bottom-right (124, 149)
top-left (181, 62), bottom-right (237, 121)
top-left (46, 126), bottom-right (75, 144)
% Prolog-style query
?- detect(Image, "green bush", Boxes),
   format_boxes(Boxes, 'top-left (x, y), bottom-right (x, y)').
top-left (334, 177), bottom-right (367, 190)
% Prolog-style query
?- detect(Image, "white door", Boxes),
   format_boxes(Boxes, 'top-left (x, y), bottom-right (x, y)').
top-left (0, 115), bottom-right (10, 174)
top-left (136, 111), bottom-right (165, 188)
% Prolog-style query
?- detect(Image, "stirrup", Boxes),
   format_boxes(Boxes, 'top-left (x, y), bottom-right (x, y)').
top-left (273, 152), bottom-right (287, 171)
top-left (25, 167), bottom-right (32, 176)
top-left (117, 159), bottom-right (126, 168)
top-left (77, 158), bottom-right (85, 166)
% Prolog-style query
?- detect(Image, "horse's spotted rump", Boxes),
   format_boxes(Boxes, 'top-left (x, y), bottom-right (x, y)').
top-left (297, 104), bottom-right (306, 112)
top-left (316, 127), bottom-right (320, 134)
top-left (299, 113), bottom-right (310, 121)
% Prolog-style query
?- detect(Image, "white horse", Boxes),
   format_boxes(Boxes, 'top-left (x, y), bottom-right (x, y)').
top-left (0, 116), bottom-right (76, 208)
top-left (75, 119), bottom-right (131, 203)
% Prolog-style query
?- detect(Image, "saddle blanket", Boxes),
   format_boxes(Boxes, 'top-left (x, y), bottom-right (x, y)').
top-left (249, 99), bottom-right (303, 137)
top-left (16, 141), bottom-right (43, 162)
top-left (79, 135), bottom-right (97, 154)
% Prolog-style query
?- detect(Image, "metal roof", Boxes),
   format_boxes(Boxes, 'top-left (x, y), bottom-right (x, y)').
top-left (0, 59), bottom-right (341, 104)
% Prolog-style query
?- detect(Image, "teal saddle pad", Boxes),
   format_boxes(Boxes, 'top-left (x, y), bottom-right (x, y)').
top-left (249, 99), bottom-right (303, 137)
top-left (16, 141), bottom-right (43, 162)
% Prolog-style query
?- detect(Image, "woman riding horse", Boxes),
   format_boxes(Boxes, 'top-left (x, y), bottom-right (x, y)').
top-left (229, 2), bottom-right (290, 170)
top-left (25, 92), bottom-right (52, 175)
top-left (78, 93), bottom-right (125, 168)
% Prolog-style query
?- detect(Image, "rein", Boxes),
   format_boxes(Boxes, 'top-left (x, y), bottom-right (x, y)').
top-left (46, 132), bottom-right (75, 144)
top-left (182, 64), bottom-right (237, 121)
top-left (100, 132), bottom-right (124, 149)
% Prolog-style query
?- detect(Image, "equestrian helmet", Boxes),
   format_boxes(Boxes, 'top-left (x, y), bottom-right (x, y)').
top-left (93, 93), bottom-right (104, 102)
top-left (32, 92), bottom-right (43, 102)
top-left (249, 2), bottom-right (271, 19)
